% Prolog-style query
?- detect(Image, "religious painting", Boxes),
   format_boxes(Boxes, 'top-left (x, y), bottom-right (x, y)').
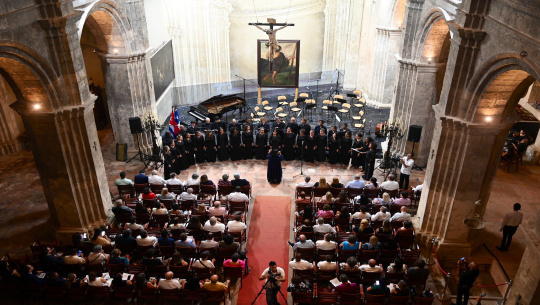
top-left (257, 39), bottom-right (300, 88)
top-left (151, 40), bottom-right (175, 101)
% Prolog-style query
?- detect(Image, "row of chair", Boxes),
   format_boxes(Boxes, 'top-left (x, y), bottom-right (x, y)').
top-left (292, 291), bottom-right (433, 305)
top-left (118, 183), bottom-right (252, 200)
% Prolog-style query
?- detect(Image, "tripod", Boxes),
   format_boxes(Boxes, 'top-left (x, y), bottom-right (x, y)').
top-left (293, 138), bottom-right (306, 178)
top-left (251, 279), bottom-right (288, 305)
top-left (409, 141), bottom-right (424, 171)
top-left (326, 69), bottom-right (342, 100)
top-left (127, 133), bottom-right (149, 167)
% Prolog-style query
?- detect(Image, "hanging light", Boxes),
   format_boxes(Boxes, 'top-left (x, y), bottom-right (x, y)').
top-left (464, 200), bottom-right (485, 230)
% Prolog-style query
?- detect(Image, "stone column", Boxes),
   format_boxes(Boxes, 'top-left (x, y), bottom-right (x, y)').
top-left (369, 27), bottom-right (402, 107)
top-left (0, 76), bottom-right (23, 155)
top-left (343, 0), bottom-right (365, 89)
top-left (400, 0), bottom-right (425, 59)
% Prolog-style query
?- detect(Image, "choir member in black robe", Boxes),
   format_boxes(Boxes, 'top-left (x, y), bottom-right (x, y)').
top-left (328, 126), bottom-right (338, 139)
top-left (201, 118), bottom-right (212, 131)
top-left (339, 123), bottom-right (350, 139)
top-left (175, 135), bottom-right (187, 171)
top-left (169, 141), bottom-right (179, 174)
top-left (267, 149), bottom-right (284, 184)
top-left (304, 130), bottom-right (317, 163)
top-left (187, 121), bottom-right (197, 137)
top-left (194, 131), bottom-right (206, 163)
top-left (217, 128), bottom-right (229, 161)
top-left (273, 118), bottom-right (286, 138)
top-left (257, 117), bottom-right (271, 133)
top-left (316, 129), bottom-right (328, 162)
top-left (163, 145), bottom-right (174, 180)
top-left (363, 142), bottom-right (377, 180)
top-left (228, 119), bottom-right (241, 133)
top-left (282, 127), bottom-right (296, 161)
top-left (328, 133), bottom-right (340, 164)
top-left (229, 128), bottom-right (242, 161)
top-left (242, 119), bottom-right (254, 135)
top-left (298, 118), bottom-right (311, 135)
top-left (296, 129), bottom-right (306, 160)
top-left (287, 117), bottom-right (299, 135)
top-left (339, 131), bottom-right (353, 166)
top-left (269, 130), bottom-right (282, 151)
top-left (162, 131), bottom-right (174, 148)
top-left (351, 134), bottom-right (364, 168)
top-left (184, 133), bottom-right (195, 166)
top-left (255, 128), bottom-right (269, 160)
top-left (211, 117), bottom-right (226, 132)
top-left (242, 126), bottom-right (254, 159)
top-left (204, 131), bottom-right (217, 162)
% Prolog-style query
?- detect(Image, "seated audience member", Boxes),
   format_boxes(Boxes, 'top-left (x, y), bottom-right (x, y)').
top-left (346, 174), bottom-right (365, 189)
top-left (288, 234), bottom-right (315, 251)
top-left (142, 249), bottom-right (163, 266)
top-left (317, 255), bottom-right (338, 270)
top-left (289, 253), bottom-right (314, 270)
top-left (115, 229), bottom-right (137, 250)
top-left (387, 258), bottom-right (406, 275)
top-left (340, 256), bottom-right (360, 271)
top-left (169, 205), bottom-right (183, 217)
top-left (318, 192), bottom-right (334, 206)
top-left (158, 188), bottom-right (174, 200)
top-left (136, 230), bottom-right (157, 247)
top-left (64, 248), bottom-right (86, 265)
top-left (407, 259), bottom-right (430, 285)
top-left (183, 272), bottom-right (203, 290)
top-left (203, 275), bottom-right (229, 292)
top-left (185, 173), bottom-right (200, 186)
top-left (200, 232), bottom-right (219, 249)
top-left (135, 273), bottom-right (157, 290)
top-left (192, 251), bottom-right (215, 269)
top-left (313, 177), bottom-right (328, 188)
top-left (514, 138), bottom-right (529, 154)
top-left (126, 216), bottom-right (145, 231)
top-left (359, 259), bottom-right (383, 273)
top-left (366, 281), bottom-right (390, 295)
top-left (333, 274), bottom-right (360, 293)
top-left (169, 252), bottom-right (189, 267)
top-left (231, 173), bottom-right (250, 187)
top-left (186, 217), bottom-right (204, 231)
top-left (141, 187), bottom-right (156, 200)
top-left (134, 169), bottom-right (149, 184)
top-left (179, 188), bottom-right (197, 201)
top-left (336, 206), bottom-right (351, 220)
top-left (204, 216), bottom-right (226, 233)
top-left (218, 174), bottom-right (232, 186)
top-left (396, 221), bottom-right (414, 236)
top-left (362, 236), bottom-right (381, 251)
top-left (330, 177), bottom-right (344, 188)
top-left (380, 236), bottom-right (399, 250)
top-left (158, 271), bottom-right (182, 290)
top-left (390, 206), bottom-right (412, 222)
top-left (157, 230), bottom-right (175, 246)
top-left (112, 273), bottom-right (132, 287)
top-left (209, 201), bottom-right (226, 217)
top-left (152, 202), bottom-right (168, 215)
top-left (353, 219), bottom-right (374, 234)
top-left (313, 217), bottom-right (336, 234)
top-left (192, 204), bottom-right (208, 219)
top-left (287, 276), bottom-right (312, 292)
top-left (336, 191), bottom-right (350, 205)
top-left (199, 174), bottom-right (215, 186)
top-left (378, 220), bottom-right (393, 235)
top-left (109, 249), bottom-right (129, 265)
top-left (390, 280), bottom-right (410, 296)
top-left (223, 253), bottom-right (245, 270)
top-left (87, 245), bottom-right (108, 264)
top-left (501, 142), bottom-right (516, 161)
top-left (86, 271), bottom-right (107, 286)
top-left (228, 186), bottom-right (249, 202)
top-left (340, 235), bottom-right (360, 250)
top-left (114, 171), bottom-right (134, 186)
top-left (297, 219), bottom-right (314, 233)
top-left (168, 216), bottom-right (184, 229)
top-left (46, 271), bottom-right (67, 287)
top-left (317, 204), bottom-right (335, 218)
top-left (412, 183), bottom-right (423, 193)
top-left (148, 170), bottom-right (166, 184)
top-left (365, 177), bottom-right (378, 189)
top-left (373, 192), bottom-right (393, 206)
top-left (136, 202), bottom-right (150, 214)
top-left (371, 206), bottom-right (391, 222)
top-left (220, 234), bottom-right (240, 250)
top-left (380, 174), bottom-right (399, 191)
top-left (166, 173), bottom-right (183, 186)
top-left (355, 193), bottom-right (370, 206)
top-left (91, 228), bottom-right (111, 246)
top-left (295, 192), bottom-right (313, 218)
top-left (38, 247), bottom-right (64, 272)
top-left (19, 264), bottom-right (45, 285)
top-left (296, 176), bottom-right (314, 188)
top-left (392, 192), bottom-right (411, 206)
top-left (316, 233), bottom-right (337, 250)
top-left (226, 215), bottom-right (247, 232)
top-left (175, 233), bottom-right (197, 248)
top-left (112, 199), bottom-right (133, 216)
top-left (351, 205), bottom-right (371, 221)
top-left (66, 273), bottom-right (87, 288)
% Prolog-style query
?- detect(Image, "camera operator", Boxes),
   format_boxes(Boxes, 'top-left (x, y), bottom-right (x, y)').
top-left (399, 153), bottom-right (414, 189)
top-left (259, 261), bottom-right (286, 305)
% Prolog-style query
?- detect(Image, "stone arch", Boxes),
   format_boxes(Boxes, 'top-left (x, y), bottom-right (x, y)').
top-left (411, 8), bottom-right (453, 63)
top-left (391, 0), bottom-right (407, 29)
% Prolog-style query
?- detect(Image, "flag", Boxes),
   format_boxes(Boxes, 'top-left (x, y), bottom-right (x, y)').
top-left (169, 108), bottom-right (177, 137)
top-left (174, 108), bottom-right (181, 135)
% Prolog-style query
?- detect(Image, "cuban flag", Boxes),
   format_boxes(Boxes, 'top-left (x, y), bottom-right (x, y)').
top-left (169, 108), bottom-right (180, 137)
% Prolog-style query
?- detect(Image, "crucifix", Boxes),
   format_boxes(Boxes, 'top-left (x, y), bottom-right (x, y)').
top-left (249, 18), bottom-right (295, 74)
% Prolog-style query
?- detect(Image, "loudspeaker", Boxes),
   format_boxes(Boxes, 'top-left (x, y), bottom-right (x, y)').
top-left (116, 143), bottom-right (127, 161)
top-left (407, 125), bottom-right (422, 143)
top-left (129, 117), bottom-right (143, 134)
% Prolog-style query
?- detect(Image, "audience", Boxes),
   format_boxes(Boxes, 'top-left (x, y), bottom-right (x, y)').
top-left (391, 206), bottom-right (412, 222)
top-left (371, 206), bottom-right (392, 222)
top-left (175, 233), bottom-right (197, 248)
top-left (158, 271), bottom-right (182, 290)
top-left (148, 170), bottom-right (166, 184)
top-left (157, 188), bottom-right (174, 200)
top-left (226, 215), bottom-right (247, 232)
top-left (185, 173), bottom-right (200, 186)
top-left (289, 253), bottom-right (314, 270)
top-left (209, 201), bottom-right (226, 217)
top-left (380, 174), bottom-right (399, 191)
top-left (114, 171), bottom-right (134, 186)
top-left (157, 230), bottom-right (175, 246)
top-left (316, 233), bottom-right (337, 250)
top-left (373, 192), bottom-right (393, 206)
top-left (313, 217), bottom-right (336, 234)
top-left (228, 186), bottom-right (249, 202)
top-left (134, 169), bottom-right (149, 184)
top-left (136, 230), bottom-right (157, 247)
top-left (334, 274), bottom-right (360, 293)
top-left (204, 216), bottom-right (226, 233)
top-left (166, 173), bottom-right (183, 186)
top-left (362, 236), bottom-right (381, 250)
top-left (296, 176), bottom-right (314, 187)
top-left (231, 173), bottom-right (250, 187)
top-left (393, 191), bottom-right (411, 206)
top-left (288, 234), bottom-right (315, 251)
top-left (218, 174), bottom-right (231, 186)
top-left (359, 259), bottom-right (383, 273)
top-left (179, 188), bottom-right (197, 201)
top-left (346, 174), bottom-right (365, 189)
top-left (317, 255), bottom-right (338, 270)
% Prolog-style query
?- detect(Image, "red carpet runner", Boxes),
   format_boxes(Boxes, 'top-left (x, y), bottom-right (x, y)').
top-left (237, 196), bottom-right (292, 305)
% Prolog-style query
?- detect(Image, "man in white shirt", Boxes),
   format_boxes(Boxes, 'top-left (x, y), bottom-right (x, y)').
top-left (64, 248), bottom-right (86, 264)
top-left (148, 170), bottom-right (166, 185)
top-left (179, 188), bottom-right (197, 201)
top-left (259, 261), bottom-right (286, 304)
top-left (399, 153), bottom-right (415, 189)
top-left (228, 186), bottom-right (249, 202)
top-left (371, 206), bottom-right (391, 222)
top-left (204, 216), bottom-right (226, 233)
top-left (313, 217), bottom-right (336, 234)
top-left (346, 174), bottom-right (365, 189)
top-left (317, 256), bottom-right (338, 270)
top-left (351, 206), bottom-right (371, 221)
top-left (412, 184), bottom-right (423, 192)
top-left (390, 206), bottom-right (411, 222)
top-left (185, 173), bottom-right (200, 186)
top-left (166, 173), bottom-right (183, 186)
top-left (296, 176), bottom-right (315, 188)
top-left (380, 174), bottom-right (399, 191)
top-left (113, 171), bottom-right (134, 186)
top-left (192, 251), bottom-right (215, 268)
top-left (209, 201), bottom-right (226, 217)
top-left (289, 253), bottom-right (313, 270)
top-left (158, 271), bottom-right (182, 290)
top-left (226, 215), bottom-right (247, 232)
top-left (359, 259), bottom-right (383, 273)
top-left (496, 203), bottom-right (523, 252)
top-left (316, 233), bottom-right (337, 250)
top-left (136, 231), bottom-right (157, 246)
top-left (199, 232), bottom-right (219, 249)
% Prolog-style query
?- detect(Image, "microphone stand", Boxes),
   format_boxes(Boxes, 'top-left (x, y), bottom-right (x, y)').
top-left (293, 136), bottom-right (306, 178)
top-left (234, 74), bottom-right (259, 120)
top-left (326, 69), bottom-right (342, 100)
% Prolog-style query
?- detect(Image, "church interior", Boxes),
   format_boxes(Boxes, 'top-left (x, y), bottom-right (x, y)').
top-left (1, 0), bottom-right (540, 304)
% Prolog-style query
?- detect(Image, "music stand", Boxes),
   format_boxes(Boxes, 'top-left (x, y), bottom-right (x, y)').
top-left (296, 97), bottom-right (306, 114)
top-left (335, 98), bottom-right (347, 104)
top-left (327, 105), bottom-right (338, 122)
top-left (305, 103), bottom-right (316, 121)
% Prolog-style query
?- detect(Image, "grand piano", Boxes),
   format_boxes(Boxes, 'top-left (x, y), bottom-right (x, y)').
top-left (188, 94), bottom-right (247, 121)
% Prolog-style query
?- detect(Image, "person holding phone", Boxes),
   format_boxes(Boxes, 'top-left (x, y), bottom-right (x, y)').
top-left (91, 228), bottom-right (111, 246)
top-left (64, 248), bottom-right (85, 265)
top-left (454, 259), bottom-right (480, 305)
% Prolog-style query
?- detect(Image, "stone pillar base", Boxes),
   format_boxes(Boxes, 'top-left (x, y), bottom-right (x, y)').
top-left (434, 241), bottom-right (472, 271)
top-left (55, 221), bottom-right (106, 244)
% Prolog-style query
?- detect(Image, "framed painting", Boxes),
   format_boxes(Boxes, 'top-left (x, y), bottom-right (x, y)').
top-left (151, 40), bottom-right (175, 101)
top-left (257, 39), bottom-right (300, 88)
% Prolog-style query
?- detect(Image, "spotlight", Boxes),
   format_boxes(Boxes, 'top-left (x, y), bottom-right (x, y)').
top-left (33, 104), bottom-right (41, 110)
top-left (113, 49), bottom-right (119, 54)
top-left (485, 116), bottom-right (492, 122)
top-left (427, 58), bottom-right (432, 64)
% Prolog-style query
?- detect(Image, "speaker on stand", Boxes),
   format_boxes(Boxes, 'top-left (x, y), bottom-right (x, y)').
top-left (407, 125), bottom-right (423, 170)
top-left (126, 117), bottom-right (149, 167)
